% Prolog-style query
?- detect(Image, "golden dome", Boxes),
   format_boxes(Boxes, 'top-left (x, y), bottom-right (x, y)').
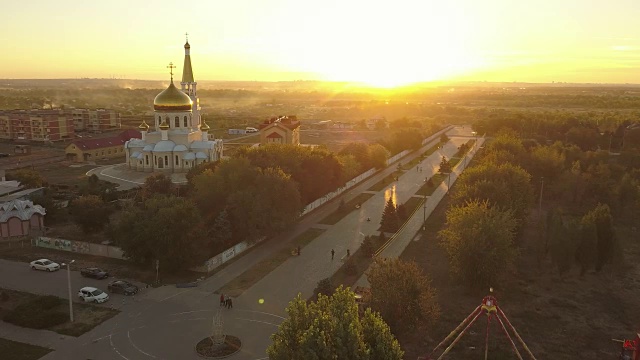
top-left (200, 119), bottom-right (210, 131)
top-left (159, 121), bottom-right (170, 130)
top-left (153, 82), bottom-right (192, 111)
top-left (138, 120), bottom-right (150, 131)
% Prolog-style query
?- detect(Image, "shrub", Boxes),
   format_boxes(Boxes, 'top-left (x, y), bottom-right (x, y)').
top-left (315, 278), bottom-right (333, 297)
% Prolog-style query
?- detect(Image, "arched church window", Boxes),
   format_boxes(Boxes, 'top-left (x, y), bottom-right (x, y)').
top-left (164, 156), bottom-right (168, 166)
top-left (175, 116), bottom-right (179, 128)
top-left (145, 155), bottom-right (149, 165)
top-left (183, 116), bottom-right (187, 127)
top-left (175, 155), bottom-right (179, 166)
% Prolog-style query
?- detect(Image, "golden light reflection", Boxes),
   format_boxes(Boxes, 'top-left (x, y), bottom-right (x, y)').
top-left (384, 185), bottom-right (397, 207)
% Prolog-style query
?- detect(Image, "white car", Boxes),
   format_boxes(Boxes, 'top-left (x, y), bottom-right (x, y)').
top-left (78, 287), bottom-right (109, 304)
top-left (30, 259), bottom-right (60, 272)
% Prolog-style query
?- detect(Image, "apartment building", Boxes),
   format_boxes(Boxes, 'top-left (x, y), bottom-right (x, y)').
top-left (0, 109), bottom-right (119, 142)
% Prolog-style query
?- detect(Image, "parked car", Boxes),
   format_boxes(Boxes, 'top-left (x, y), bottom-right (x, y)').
top-left (78, 286), bottom-right (109, 304)
top-left (107, 280), bottom-right (139, 296)
top-left (80, 267), bottom-right (109, 279)
top-left (30, 259), bottom-right (60, 272)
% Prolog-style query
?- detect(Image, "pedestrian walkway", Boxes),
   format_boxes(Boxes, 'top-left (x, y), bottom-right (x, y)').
top-left (355, 136), bottom-right (486, 287)
top-left (226, 127), bottom-right (477, 320)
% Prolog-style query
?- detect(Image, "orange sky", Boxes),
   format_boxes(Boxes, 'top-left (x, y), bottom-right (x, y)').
top-left (1, 0), bottom-right (639, 86)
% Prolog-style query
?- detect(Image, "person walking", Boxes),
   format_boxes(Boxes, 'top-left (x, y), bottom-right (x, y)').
top-left (219, 293), bottom-right (225, 307)
top-left (227, 297), bottom-right (233, 309)
top-left (331, 249), bottom-right (335, 260)
top-left (224, 294), bottom-right (229, 308)
top-left (346, 249), bottom-right (350, 257)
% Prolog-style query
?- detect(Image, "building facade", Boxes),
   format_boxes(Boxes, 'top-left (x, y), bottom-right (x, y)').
top-left (124, 40), bottom-right (223, 173)
top-left (259, 115), bottom-right (301, 145)
top-left (0, 109), bottom-right (119, 142)
top-left (71, 109), bottom-right (120, 132)
top-left (65, 129), bottom-right (140, 162)
top-left (0, 199), bottom-right (46, 239)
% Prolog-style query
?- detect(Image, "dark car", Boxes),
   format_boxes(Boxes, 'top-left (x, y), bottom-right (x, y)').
top-left (107, 280), bottom-right (139, 296)
top-left (80, 267), bottom-right (109, 279)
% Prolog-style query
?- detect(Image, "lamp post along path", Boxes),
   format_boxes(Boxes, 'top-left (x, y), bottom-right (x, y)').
top-left (63, 260), bottom-right (75, 322)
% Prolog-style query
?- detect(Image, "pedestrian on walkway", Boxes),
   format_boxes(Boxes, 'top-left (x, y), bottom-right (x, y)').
top-left (227, 297), bottom-right (233, 309)
top-left (219, 293), bottom-right (224, 307)
top-left (224, 294), bottom-right (229, 308)
top-left (346, 249), bottom-right (350, 257)
top-left (331, 249), bottom-right (335, 260)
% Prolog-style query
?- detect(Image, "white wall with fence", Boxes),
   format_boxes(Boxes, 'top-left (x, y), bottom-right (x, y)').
top-left (32, 236), bottom-right (125, 259)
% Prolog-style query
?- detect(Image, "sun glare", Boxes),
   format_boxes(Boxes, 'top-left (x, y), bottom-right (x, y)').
top-left (268, 0), bottom-right (482, 88)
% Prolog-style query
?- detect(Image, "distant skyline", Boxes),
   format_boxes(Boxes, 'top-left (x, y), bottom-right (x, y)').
top-left (1, 0), bottom-right (639, 87)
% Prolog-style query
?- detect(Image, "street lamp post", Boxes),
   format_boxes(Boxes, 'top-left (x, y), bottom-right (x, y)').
top-left (539, 177), bottom-right (544, 217)
top-left (423, 195), bottom-right (427, 231)
top-left (62, 260), bottom-right (75, 322)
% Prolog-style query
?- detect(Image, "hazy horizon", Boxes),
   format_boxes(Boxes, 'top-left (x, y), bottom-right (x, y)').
top-left (2, 0), bottom-right (639, 88)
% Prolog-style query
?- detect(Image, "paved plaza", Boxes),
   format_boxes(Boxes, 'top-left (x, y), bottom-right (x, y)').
top-left (0, 126), bottom-right (480, 359)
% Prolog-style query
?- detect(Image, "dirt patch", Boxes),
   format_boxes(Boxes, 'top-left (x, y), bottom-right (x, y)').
top-left (397, 195), bottom-right (640, 360)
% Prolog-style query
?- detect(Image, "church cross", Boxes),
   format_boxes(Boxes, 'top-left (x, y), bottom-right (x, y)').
top-left (185, 32), bottom-right (189, 41)
top-left (167, 62), bottom-right (176, 81)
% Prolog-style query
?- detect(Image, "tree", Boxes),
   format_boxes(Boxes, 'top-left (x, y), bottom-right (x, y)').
top-left (452, 162), bottom-right (533, 223)
top-left (7, 169), bottom-right (45, 188)
top-left (208, 209), bottom-right (232, 253)
top-left (369, 144), bottom-right (390, 169)
top-left (340, 142), bottom-right (372, 172)
top-left (78, 174), bottom-right (117, 201)
top-left (30, 191), bottom-right (61, 223)
top-left (581, 203), bottom-right (617, 271)
top-left (141, 173), bottom-right (174, 199)
top-left (439, 200), bottom-right (518, 288)
top-left (69, 195), bottom-right (112, 233)
top-left (367, 258), bottom-right (439, 332)
top-left (380, 197), bottom-right (399, 232)
top-left (267, 286), bottom-right (403, 360)
top-left (112, 195), bottom-right (207, 271)
top-left (361, 235), bottom-right (375, 257)
top-left (314, 278), bottom-right (333, 297)
top-left (437, 156), bottom-right (451, 174)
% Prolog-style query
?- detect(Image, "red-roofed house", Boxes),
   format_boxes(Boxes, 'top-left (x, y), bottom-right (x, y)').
top-left (65, 130), bottom-right (141, 162)
top-left (258, 115), bottom-right (300, 145)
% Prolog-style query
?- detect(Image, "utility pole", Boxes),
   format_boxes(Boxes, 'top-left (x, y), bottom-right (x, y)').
top-left (539, 177), bottom-right (544, 217)
top-left (423, 195), bottom-right (427, 231)
top-left (63, 260), bottom-right (75, 322)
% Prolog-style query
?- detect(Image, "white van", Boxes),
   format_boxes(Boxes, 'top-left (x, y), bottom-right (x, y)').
top-left (245, 127), bottom-right (258, 133)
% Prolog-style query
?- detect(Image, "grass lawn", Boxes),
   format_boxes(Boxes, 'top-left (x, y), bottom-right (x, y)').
top-left (415, 173), bottom-right (445, 196)
top-left (217, 228), bottom-right (326, 297)
top-left (0, 289), bottom-right (119, 337)
top-left (0, 338), bottom-right (52, 360)
top-left (401, 196), bottom-right (424, 217)
top-left (318, 193), bottom-right (374, 225)
top-left (367, 175), bottom-right (395, 192)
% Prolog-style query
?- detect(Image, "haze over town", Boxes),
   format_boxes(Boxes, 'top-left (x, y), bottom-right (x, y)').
top-left (2, 0), bottom-right (640, 86)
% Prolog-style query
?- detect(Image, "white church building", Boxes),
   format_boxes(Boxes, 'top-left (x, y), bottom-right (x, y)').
top-left (124, 39), bottom-right (223, 173)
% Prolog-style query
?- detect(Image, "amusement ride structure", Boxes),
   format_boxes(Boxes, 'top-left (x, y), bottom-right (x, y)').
top-left (419, 288), bottom-right (536, 360)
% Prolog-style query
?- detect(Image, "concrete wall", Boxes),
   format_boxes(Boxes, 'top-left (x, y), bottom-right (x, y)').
top-left (33, 236), bottom-right (125, 259)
